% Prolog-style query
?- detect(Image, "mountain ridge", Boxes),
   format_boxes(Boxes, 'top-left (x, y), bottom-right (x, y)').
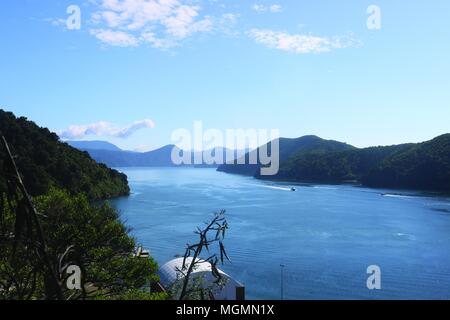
top-left (218, 134), bottom-right (450, 192)
top-left (67, 140), bottom-right (123, 152)
top-left (70, 142), bottom-right (246, 168)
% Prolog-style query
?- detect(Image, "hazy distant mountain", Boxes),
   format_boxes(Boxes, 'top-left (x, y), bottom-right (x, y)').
top-left (68, 134), bottom-right (450, 192)
top-left (67, 140), bottom-right (122, 152)
top-left (69, 142), bottom-right (243, 168)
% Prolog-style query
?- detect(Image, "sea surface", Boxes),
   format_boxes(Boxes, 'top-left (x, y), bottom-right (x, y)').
top-left (110, 167), bottom-right (450, 300)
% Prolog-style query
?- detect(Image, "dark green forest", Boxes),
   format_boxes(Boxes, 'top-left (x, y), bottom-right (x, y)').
top-left (362, 134), bottom-right (450, 191)
top-left (0, 109), bottom-right (129, 200)
top-left (218, 135), bottom-right (356, 176)
top-left (219, 135), bottom-right (450, 192)
top-left (0, 189), bottom-right (165, 300)
top-left (0, 109), bottom-right (164, 300)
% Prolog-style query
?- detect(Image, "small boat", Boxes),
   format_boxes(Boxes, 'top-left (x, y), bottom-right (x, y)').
top-left (291, 187), bottom-right (296, 192)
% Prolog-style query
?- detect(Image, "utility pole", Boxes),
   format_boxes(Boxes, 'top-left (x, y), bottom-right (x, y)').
top-left (280, 264), bottom-right (285, 300)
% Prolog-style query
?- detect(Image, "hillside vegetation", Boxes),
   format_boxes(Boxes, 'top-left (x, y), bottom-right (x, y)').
top-left (0, 110), bottom-right (163, 300)
top-left (218, 136), bottom-right (355, 176)
top-left (219, 135), bottom-right (450, 192)
top-left (0, 109), bottom-right (129, 200)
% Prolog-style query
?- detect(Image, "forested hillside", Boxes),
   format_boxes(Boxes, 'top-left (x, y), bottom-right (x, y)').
top-left (219, 134), bottom-right (450, 192)
top-left (218, 135), bottom-right (356, 176)
top-left (362, 134), bottom-right (450, 191)
top-left (0, 109), bottom-right (129, 200)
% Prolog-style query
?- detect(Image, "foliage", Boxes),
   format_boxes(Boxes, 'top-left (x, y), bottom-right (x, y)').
top-left (362, 134), bottom-right (450, 190)
top-left (176, 211), bottom-right (230, 300)
top-left (218, 135), bottom-right (355, 176)
top-left (0, 119), bottom-right (163, 300)
top-left (0, 109), bottom-right (129, 200)
top-left (0, 136), bottom-right (63, 300)
top-left (37, 189), bottom-right (160, 299)
top-left (219, 133), bottom-right (450, 192)
top-left (0, 188), bottom-right (162, 300)
top-left (277, 135), bottom-right (450, 191)
top-left (99, 289), bottom-right (170, 301)
top-left (274, 144), bottom-right (413, 183)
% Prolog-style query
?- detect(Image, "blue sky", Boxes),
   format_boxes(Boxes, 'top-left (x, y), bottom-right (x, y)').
top-left (1, 0), bottom-right (449, 151)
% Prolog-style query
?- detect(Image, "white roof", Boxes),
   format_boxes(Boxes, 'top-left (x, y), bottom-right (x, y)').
top-left (159, 257), bottom-right (228, 287)
top-left (158, 257), bottom-right (244, 300)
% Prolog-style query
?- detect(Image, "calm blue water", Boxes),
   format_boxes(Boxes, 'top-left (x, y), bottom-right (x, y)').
top-left (110, 167), bottom-right (450, 300)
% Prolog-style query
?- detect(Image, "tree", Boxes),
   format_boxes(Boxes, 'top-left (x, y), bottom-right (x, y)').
top-left (0, 109), bottom-right (130, 200)
top-left (0, 135), bottom-right (62, 299)
top-left (176, 211), bottom-right (230, 300)
top-left (0, 135), bottom-right (163, 300)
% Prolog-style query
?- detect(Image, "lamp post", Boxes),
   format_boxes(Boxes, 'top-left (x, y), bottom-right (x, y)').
top-left (280, 264), bottom-right (286, 300)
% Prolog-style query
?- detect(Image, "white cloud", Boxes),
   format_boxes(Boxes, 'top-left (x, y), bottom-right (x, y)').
top-left (116, 119), bottom-right (156, 138)
top-left (140, 31), bottom-right (176, 48)
top-left (163, 6), bottom-right (213, 38)
top-left (58, 119), bottom-right (156, 139)
top-left (248, 29), bottom-right (361, 54)
top-left (252, 4), bottom-right (282, 13)
top-left (47, 1), bottom-right (361, 53)
top-left (252, 4), bottom-right (265, 13)
top-left (222, 13), bottom-right (238, 23)
top-left (269, 5), bottom-right (282, 13)
top-left (89, 0), bottom-right (213, 48)
top-left (46, 18), bottom-right (67, 27)
top-left (90, 29), bottom-right (139, 47)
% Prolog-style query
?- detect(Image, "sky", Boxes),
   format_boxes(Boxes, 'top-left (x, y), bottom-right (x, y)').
top-left (0, 0), bottom-right (449, 151)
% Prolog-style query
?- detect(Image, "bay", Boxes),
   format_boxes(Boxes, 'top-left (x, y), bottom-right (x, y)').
top-left (110, 167), bottom-right (450, 300)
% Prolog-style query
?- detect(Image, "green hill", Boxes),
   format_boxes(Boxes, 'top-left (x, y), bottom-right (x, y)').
top-left (218, 134), bottom-right (450, 192)
top-left (0, 109), bottom-right (130, 199)
top-left (275, 144), bottom-right (413, 183)
top-left (362, 134), bottom-right (450, 191)
top-left (218, 135), bottom-right (356, 176)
